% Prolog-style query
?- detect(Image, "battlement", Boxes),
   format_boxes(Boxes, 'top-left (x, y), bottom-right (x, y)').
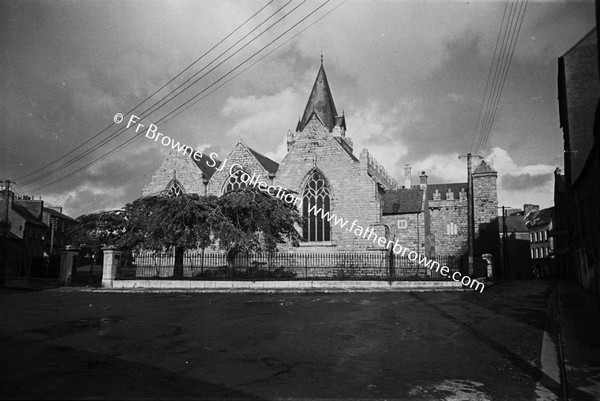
top-left (362, 150), bottom-right (399, 190)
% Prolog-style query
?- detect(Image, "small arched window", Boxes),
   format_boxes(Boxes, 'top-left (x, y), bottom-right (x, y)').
top-left (446, 222), bottom-right (458, 235)
top-left (224, 166), bottom-right (249, 194)
top-left (166, 180), bottom-right (185, 197)
top-left (302, 170), bottom-right (331, 242)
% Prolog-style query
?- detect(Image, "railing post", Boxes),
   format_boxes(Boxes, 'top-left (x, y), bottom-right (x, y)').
top-left (59, 246), bottom-right (79, 286)
top-left (102, 247), bottom-right (122, 288)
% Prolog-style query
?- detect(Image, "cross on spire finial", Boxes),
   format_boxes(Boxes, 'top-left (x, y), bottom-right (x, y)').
top-left (320, 53), bottom-right (323, 65)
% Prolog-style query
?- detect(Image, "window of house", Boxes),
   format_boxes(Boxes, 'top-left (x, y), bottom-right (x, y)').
top-left (166, 179), bottom-right (185, 197)
top-left (398, 220), bottom-right (408, 229)
top-left (446, 222), bottom-right (458, 235)
top-left (302, 170), bottom-right (331, 242)
top-left (531, 248), bottom-right (534, 259)
top-left (224, 167), bottom-right (248, 193)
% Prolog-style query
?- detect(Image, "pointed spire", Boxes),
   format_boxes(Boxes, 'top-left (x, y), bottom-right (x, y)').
top-left (297, 61), bottom-right (338, 132)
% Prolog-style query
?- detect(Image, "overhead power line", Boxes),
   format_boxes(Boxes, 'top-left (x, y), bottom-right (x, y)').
top-left (469, 0), bottom-right (528, 156)
top-left (22, 0), bottom-right (338, 194)
top-left (17, 0), bottom-right (275, 182)
top-left (476, 0), bottom-right (528, 155)
top-left (162, 0), bottom-right (349, 125)
top-left (19, 0), bottom-right (298, 187)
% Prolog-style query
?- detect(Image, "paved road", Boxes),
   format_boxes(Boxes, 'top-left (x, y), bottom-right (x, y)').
top-left (0, 281), bottom-right (586, 400)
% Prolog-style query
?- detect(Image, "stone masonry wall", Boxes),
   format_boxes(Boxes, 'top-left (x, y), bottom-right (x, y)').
top-left (206, 142), bottom-right (272, 196)
top-left (142, 150), bottom-right (205, 197)
top-left (428, 195), bottom-right (468, 257)
top-left (275, 117), bottom-right (383, 252)
top-left (473, 171), bottom-right (499, 257)
top-left (382, 212), bottom-right (426, 255)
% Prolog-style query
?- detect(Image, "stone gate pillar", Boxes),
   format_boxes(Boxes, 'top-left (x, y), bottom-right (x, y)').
top-left (102, 248), bottom-right (122, 288)
top-left (59, 247), bottom-right (79, 286)
top-left (482, 253), bottom-right (493, 280)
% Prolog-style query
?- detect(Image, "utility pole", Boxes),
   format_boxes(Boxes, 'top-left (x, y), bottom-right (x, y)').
top-left (502, 206), bottom-right (508, 280)
top-left (50, 217), bottom-right (57, 254)
top-left (459, 154), bottom-right (481, 276)
top-left (1, 180), bottom-right (14, 281)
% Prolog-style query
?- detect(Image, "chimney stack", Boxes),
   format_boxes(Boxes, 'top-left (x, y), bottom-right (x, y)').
top-left (523, 204), bottom-right (539, 216)
top-left (404, 165), bottom-right (411, 188)
top-left (419, 171), bottom-right (428, 189)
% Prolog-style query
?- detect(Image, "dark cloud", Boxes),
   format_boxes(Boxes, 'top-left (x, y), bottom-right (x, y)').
top-left (501, 172), bottom-right (553, 191)
top-left (0, 0), bottom-right (595, 217)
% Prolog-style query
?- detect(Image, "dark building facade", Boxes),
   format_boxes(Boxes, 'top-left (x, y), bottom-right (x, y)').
top-left (556, 27), bottom-right (600, 294)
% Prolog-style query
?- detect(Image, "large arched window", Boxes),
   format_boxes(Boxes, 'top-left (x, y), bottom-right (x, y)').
top-left (224, 166), bottom-right (248, 194)
top-left (302, 170), bottom-right (331, 242)
top-left (166, 179), bottom-right (185, 197)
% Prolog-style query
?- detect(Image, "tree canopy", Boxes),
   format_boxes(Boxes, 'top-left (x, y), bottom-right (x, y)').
top-left (69, 186), bottom-right (303, 255)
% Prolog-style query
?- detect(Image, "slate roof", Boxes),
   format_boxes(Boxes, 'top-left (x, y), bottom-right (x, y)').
top-left (498, 215), bottom-right (528, 233)
top-left (426, 183), bottom-right (468, 200)
top-left (382, 188), bottom-right (423, 215)
top-left (473, 160), bottom-right (496, 174)
top-left (248, 146), bottom-right (279, 175)
top-left (43, 207), bottom-right (78, 223)
top-left (297, 63), bottom-right (340, 132)
top-left (525, 207), bottom-right (554, 228)
top-left (190, 154), bottom-right (221, 180)
top-left (333, 137), bottom-right (358, 162)
top-left (12, 204), bottom-right (47, 227)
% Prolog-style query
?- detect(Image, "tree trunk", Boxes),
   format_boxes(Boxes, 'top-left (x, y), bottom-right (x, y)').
top-left (173, 247), bottom-right (184, 277)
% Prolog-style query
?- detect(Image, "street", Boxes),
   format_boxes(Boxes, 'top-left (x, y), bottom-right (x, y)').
top-left (0, 281), bottom-right (597, 400)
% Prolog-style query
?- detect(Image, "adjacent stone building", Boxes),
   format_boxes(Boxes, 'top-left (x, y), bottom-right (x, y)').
top-left (143, 62), bottom-right (499, 259)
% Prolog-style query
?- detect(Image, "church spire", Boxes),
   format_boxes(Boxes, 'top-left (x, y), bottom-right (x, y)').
top-left (297, 60), bottom-right (339, 132)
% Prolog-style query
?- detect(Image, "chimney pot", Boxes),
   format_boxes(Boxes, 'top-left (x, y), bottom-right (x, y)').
top-left (419, 171), bottom-right (428, 188)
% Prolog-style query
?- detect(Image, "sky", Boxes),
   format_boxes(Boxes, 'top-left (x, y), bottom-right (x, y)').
top-left (0, 0), bottom-right (596, 218)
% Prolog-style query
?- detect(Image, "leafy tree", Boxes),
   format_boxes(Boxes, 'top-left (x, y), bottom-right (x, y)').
top-left (71, 186), bottom-right (303, 278)
top-left (120, 194), bottom-right (222, 277)
top-left (213, 186), bottom-right (303, 264)
top-left (69, 210), bottom-right (126, 251)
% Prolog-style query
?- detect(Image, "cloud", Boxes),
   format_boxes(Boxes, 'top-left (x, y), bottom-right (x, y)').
top-left (501, 172), bottom-right (553, 191)
top-left (348, 100), bottom-right (416, 180)
top-left (486, 147), bottom-right (555, 209)
top-left (221, 86), bottom-right (304, 158)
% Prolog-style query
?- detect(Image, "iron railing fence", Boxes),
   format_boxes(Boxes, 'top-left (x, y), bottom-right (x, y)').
top-left (116, 251), bottom-right (465, 281)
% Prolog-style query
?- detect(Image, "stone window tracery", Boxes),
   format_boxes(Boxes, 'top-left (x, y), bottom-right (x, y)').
top-left (302, 170), bottom-right (331, 242)
top-left (224, 166), bottom-right (248, 194)
top-left (166, 180), bottom-right (185, 197)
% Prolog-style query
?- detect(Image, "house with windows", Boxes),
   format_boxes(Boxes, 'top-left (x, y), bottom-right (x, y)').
top-left (142, 61), bottom-right (499, 259)
top-left (525, 206), bottom-right (555, 277)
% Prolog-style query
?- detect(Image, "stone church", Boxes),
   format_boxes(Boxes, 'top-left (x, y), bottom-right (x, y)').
top-left (143, 62), bottom-right (499, 258)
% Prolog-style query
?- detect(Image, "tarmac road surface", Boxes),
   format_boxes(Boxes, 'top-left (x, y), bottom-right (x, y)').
top-left (0, 280), bottom-right (597, 400)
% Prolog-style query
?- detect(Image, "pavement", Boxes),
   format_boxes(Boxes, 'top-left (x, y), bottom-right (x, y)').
top-left (0, 279), bottom-right (598, 400)
top-left (555, 281), bottom-right (600, 400)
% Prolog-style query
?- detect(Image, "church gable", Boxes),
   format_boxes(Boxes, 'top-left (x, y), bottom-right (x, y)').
top-left (205, 142), bottom-right (279, 196)
top-left (142, 150), bottom-right (205, 197)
